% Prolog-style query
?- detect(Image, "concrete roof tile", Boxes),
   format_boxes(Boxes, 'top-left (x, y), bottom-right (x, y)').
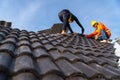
top-left (55, 59), bottom-right (83, 77)
top-left (89, 63), bottom-right (120, 79)
top-left (37, 57), bottom-right (60, 75)
top-left (17, 45), bottom-right (32, 56)
top-left (0, 52), bottom-right (12, 72)
top-left (0, 25), bottom-right (120, 80)
top-left (42, 74), bottom-right (64, 80)
top-left (12, 72), bottom-right (38, 80)
top-left (14, 55), bottom-right (35, 72)
top-left (73, 62), bottom-right (101, 78)
top-left (33, 47), bottom-right (49, 58)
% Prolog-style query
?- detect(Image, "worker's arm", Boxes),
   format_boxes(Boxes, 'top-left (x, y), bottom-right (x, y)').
top-left (73, 15), bottom-right (84, 34)
top-left (86, 31), bottom-right (98, 39)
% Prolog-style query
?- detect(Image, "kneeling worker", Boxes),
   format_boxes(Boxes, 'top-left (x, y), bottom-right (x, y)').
top-left (86, 20), bottom-right (111, 42)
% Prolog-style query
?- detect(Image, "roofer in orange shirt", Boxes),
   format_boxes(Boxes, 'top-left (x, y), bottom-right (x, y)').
top-left (86, 20), bottom-right (111, 43)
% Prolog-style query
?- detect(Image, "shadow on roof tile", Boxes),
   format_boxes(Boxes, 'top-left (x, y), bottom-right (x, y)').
top-left (12, 72), bottom-right (38, 80)
top-left (42, 74), bottom-right (64, 80)
top-left (0, 72), bottom-right (7, 80)
top-left (0, 52), bottom-right (12, 72)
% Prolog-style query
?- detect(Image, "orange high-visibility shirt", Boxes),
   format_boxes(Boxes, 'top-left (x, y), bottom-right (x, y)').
top-left (87, 23), bottom-right (111, 38)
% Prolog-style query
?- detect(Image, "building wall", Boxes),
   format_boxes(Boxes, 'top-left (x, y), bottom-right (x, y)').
top-left (114, 42), bottom-right (120, 67)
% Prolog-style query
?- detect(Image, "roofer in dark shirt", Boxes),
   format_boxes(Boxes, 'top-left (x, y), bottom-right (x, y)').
top-left (58, 9), bottom-right (84, 35)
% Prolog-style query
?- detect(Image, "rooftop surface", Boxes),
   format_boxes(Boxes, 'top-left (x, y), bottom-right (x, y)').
top-left (0, 25), bottom-right (120, 80)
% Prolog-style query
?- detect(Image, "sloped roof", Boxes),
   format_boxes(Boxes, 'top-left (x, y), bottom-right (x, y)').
top-left (0, 25), bottom-right (120, 80)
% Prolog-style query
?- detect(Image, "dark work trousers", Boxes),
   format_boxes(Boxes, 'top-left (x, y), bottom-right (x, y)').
top-left (98, 29), bottom-right (109, 40)
top-left (59, 13), bottom-right (74, 33)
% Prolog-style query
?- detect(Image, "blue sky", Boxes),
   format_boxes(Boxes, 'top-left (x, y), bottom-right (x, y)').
top-left (0, 0), bottom-right (120, 39)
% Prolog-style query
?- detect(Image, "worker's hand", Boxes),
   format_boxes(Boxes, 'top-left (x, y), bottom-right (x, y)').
top-left (95, 35), bottom-right (98, 40)
top-left (80, 34), bottom-right (85, 37)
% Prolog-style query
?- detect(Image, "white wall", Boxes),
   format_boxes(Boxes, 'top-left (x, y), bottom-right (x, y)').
top-left (114, 42), bottom-right (120, 67)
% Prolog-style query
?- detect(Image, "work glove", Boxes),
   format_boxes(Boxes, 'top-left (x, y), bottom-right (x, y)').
top-left (80, 34), bottom-right (85, 37)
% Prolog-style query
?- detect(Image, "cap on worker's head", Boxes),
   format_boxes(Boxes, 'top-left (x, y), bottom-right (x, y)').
top-left (91, 20), bottom-right (97, 26)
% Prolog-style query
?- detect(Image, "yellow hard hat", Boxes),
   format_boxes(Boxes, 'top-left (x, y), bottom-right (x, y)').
top-left (91, 20), bottom-right (97, 26)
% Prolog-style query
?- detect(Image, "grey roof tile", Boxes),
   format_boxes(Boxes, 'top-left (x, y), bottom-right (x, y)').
top-left (51, 41), bottom-right (58, 46)
top-left (42, 74), bottom-right (64, 80)
top-left (89, 56), bottom-right (108, 65)
top-left (49, 49), bottom-right (62, 60)
top-left (66, 76), bottom-right (88, 80)
top-left (0, 72), bottom-right (7, 80)
top-left (62, 51), bottom-right (80, 62)
top-left (41, 39), bottom-right (50, 44)
top-left (99, 57), bottom-right (118, 67)
top-left (48, 37), bottom-right (55, 41)
top-left (0, 43), bottom-right (15, 54)
top-left (0, 29), bottom-right (9, 36)
top-left (29, 35), bottom-right (37, 39)
top-left (19, 36), bottom-right (29, 41)
top-left (30, 38), bottom-right (39, 43)
top-left (73, 62), bottom-right (101, 78)
top-left (12, 72), bottom-right (38, 80)
top-left (89, 63), bottom-right (120, 79)
top-left (76, 54), bottom-right (95, 64)
top-left (33, 47), bottom-right (49, 58)
top-left (56, 45), bottom-right (66, 52)
top-left (44, 43), bottom-right (55, 50)
top-left (32, 41), bottom-right (42, 49)
top-left (0, 26), bottom-right (120, 80)
top-left (104, 64), bottom-right (120, 74)
top-left (37, 57), bottom-right (60, 75)
top-left (0, 52), bottom-right (12, 72)
top-left (55, 59), bottom-right (83, 77)
top-left (66, 47), bottom-right (79, 53)
top-left (17, 40), bottom-right (30, 46)
top-left (2, 37), bottom-right (17, 46)
top-left (0, 31), bottom-right (7, 41)
top-left (91, 78), bottom-right (106, 80)
top-left (16, 45), bottom-right (32, 56)
top-left (13, 55), bottom-right (36, 73)
top-left (19, 33), bottom-right (28, 37)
